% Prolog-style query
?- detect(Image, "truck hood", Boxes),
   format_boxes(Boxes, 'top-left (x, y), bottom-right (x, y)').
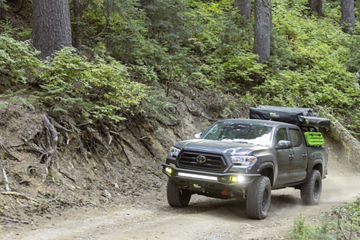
top-left (174, 139), bottom-right (267, 155)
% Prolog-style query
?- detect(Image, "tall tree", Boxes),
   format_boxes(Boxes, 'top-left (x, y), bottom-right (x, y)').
top-left (341, 0), bottom-right (355, 34)
top-left (32, 0), bottom-right (72, 59)
top-left (234, 0), bottom-right (251, 20)
top-left (308, 0), bottom-right (322, 16)
top-left (254, 0), bottom-right (272, 63)
top-left (72, 0), bottom-right (82, 48)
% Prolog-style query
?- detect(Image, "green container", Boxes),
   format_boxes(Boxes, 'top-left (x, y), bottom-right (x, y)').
top-left (304, 132), bottom-right (325, 147)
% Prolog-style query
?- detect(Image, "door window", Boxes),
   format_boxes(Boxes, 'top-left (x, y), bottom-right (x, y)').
top-left (289, 129), bottom-right (302, 147)
top-left (275, 128), bottom-right (288, 143)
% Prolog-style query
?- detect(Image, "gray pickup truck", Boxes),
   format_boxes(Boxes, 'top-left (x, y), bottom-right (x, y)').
top-left (162, 109), bottom-right (329, 219)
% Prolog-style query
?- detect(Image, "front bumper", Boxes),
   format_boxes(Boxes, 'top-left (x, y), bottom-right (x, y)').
top-left (162, 163), bottom-right (261, 195)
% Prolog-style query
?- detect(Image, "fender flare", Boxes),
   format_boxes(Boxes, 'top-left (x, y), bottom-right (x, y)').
top-left (311, 159), bottom-right (324, 175)
top-left (258, 162), bottom-right (276, 185)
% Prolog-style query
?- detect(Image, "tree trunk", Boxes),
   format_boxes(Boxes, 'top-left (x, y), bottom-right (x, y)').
top-left (254, 0), bottom-right (272, 63)
top-left (341, 0), bottom-right (355, 34)
top-left (308, 0), bottom-right (322, 16)
top-left (32, 0), bottom-right (72, 59)
top-left (234, 0), bottom-right (251, 20)
top-left (72, 0), bottom-right (82, 49)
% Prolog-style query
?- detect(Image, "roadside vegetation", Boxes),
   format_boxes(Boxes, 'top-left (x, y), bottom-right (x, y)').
top-left (290, 197), bottom-right (360, 239)
top-left (0, 0), bottom-right (359, 131)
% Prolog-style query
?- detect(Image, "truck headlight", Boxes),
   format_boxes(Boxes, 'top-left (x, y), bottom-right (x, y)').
top-left (169, 147), bottom-right (181, 158)
top-left (231, 155), bottom-right (257, 166)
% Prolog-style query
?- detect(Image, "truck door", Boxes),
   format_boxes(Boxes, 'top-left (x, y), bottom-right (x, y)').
top-left (289, 128), bottom-right (307, 182)
top-left (275, 127), bottom-right (293, 185)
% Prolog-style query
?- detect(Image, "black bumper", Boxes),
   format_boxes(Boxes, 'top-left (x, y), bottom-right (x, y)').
top-left (162, 163), bottom-right (261, 195)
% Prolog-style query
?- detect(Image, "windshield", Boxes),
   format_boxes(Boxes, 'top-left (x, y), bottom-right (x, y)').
top-left (202, 122), bottom-right (273, 146)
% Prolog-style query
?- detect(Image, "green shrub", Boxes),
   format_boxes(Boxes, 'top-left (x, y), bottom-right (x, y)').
top-left (38, 48), bottom-right (149, 122)
top-left (289, 198), bottom-right (360, 239)
top-left (0, 34), bottom-right (42, 87)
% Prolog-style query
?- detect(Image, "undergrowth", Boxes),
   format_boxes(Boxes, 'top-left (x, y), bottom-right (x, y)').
top-left (289, 198), bottom-right (360, 240)
top-left (0, 33), bottom-right (152, 124)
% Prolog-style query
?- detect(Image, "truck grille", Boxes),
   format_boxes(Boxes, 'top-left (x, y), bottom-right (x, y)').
top-left (177, 151), bottom-right (227, 172)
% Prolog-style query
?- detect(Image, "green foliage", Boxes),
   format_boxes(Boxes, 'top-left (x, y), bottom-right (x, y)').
top-left (38, 48), bottom-right (149, 122)
top-left (253, 0), bottom-right (360, 133)
top-left (2, 0), bottom-right (360, 134)
top-left (0, 0), bottom-right (7, 10)
top-left (0, 29), bottom-right (149, 123)
top-left (289, 198), bottom-right (360, 239)
top-left (75, 0), bottom-right (262, 91)
top-left (0, 34), bottom-right (42, 87)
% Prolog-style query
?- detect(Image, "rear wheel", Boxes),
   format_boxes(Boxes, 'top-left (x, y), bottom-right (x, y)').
top-left (301, 170), bottom-right (322, 205)
top-left (167, 178), bottom-right (191, 208)
top-left (246, 176), bottom-right (271, 219)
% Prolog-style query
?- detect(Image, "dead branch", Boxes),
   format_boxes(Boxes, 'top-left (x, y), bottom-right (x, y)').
top-left (53, 121), bottom-right (72, 132)
top-left (42, 114), bottom-right (58, 182)
top-left (0, 149), bottom-right (10, 191)
top-left (1, 168), bottom-right (9, 192)
top-left (0, 143), bottom-right (21, 162)
top-left (58, 169), bottom-right (76, 183)
top-left (1, 191), bottom-right (39, 203)
top-left (0, 216), bottom-right (30, 224)
top-left (77, 134), bottom-right (90, 164)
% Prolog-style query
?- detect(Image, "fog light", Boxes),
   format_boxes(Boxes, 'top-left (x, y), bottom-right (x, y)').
top-left (165, 167), bottom-right (173, 175)
top-left (229, 176), bottom-right (238, 183)
top-left (229, 175), bottom-right (245, 183)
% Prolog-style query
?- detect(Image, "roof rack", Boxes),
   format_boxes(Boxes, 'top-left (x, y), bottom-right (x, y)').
top-left (249, 105), bottom-right (331, 128)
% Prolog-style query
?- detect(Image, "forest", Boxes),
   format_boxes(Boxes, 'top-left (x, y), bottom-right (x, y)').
top-left (0, 0), bottom-right (360, 239)
top-left (0, 0), bottom-right (359, 133)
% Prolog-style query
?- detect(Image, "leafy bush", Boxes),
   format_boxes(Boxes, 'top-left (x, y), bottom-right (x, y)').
top-left (0, 31), bottom-right (149, 123)
top-left (0, 34), bottom-right (42, 87)
top-left (38, 48), bottom-right (149, 122)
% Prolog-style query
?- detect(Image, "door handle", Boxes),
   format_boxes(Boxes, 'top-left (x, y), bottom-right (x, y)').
top-left (289, 154), bottom-right (294, 160)
top-left (302, 153), bottom-right (307, 159)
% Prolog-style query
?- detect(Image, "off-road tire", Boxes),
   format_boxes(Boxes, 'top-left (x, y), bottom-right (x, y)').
top-left (246, 176), bottom-right (271, 219)
top-left (167, 178), bottom-right (191, 208)
top-left (301, 170), bottom-right (322, 205)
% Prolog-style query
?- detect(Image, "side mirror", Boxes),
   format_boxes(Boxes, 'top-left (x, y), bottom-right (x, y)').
top-left (276, 140), bottom-right (292, 149)
top-left (194, 132), bottom-right (202, 139)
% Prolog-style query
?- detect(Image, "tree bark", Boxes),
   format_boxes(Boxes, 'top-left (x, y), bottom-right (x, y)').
top-left (308, 0), bottom-right (322, 16)
top-left (234, 0), bottom-right (251, 20)
top-left (254, 0), bottom-right (272, 63)
top-left (341, 0), bottom-right (355, 34)
top-left (32, 0), bottom-right (72, 59)
top-left (72, 0), bottom-right (82, 48)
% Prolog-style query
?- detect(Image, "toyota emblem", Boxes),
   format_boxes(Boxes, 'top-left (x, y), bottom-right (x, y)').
top-left (196, 155), bottom-right (207, 164)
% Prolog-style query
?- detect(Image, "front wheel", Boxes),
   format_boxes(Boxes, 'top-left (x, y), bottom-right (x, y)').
top-left (167, 178), bottom-right (191, 208)
top-left (246, 176), bottom-right (271, 219)
top-left (301, 170), bottom-right (322, 205)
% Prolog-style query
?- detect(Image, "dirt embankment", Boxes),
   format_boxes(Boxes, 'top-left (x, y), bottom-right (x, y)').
top-left (0, 90), bottom-right (248, 227)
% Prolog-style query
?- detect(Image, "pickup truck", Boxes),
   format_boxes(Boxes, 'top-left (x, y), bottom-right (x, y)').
top-left (162, 118), bottom-right (328, 219)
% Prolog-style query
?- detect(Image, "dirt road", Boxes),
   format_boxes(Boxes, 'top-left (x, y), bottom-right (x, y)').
top-left (3, 168), bottom-right (360, 240)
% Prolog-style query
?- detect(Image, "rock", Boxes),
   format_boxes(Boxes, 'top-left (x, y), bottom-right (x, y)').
top-left (102, 190), bottom-right (112, 199)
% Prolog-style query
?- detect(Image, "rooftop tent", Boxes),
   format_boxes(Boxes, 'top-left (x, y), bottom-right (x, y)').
top-left (249, 105), bottom-right (330, 128)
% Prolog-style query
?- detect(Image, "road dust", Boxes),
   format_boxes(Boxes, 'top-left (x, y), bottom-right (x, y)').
top-left (2, 141), bottom-right (360, 240)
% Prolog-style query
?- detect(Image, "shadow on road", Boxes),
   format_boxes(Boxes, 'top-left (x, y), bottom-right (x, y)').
top-left (158, 189), bottom-right (303, 220)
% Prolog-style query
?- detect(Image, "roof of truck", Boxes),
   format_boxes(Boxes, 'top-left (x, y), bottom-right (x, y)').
top-left (216, 118), bottom-right (299, 128)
